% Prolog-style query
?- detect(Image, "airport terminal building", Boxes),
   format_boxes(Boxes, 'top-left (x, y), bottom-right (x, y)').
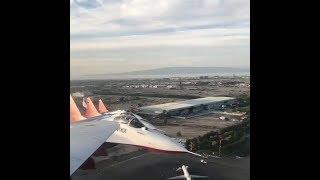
top-left (138, 97), bottom-right (235, 117)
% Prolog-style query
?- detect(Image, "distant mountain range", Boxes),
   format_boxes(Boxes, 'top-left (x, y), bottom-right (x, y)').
top-left (81, 67), bottom-right (250, 80)
top-left (107, 67), bottom-right (249, 75)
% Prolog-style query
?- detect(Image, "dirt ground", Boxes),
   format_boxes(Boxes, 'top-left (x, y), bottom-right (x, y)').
top-left (156, 113), bottom-right (243, 139)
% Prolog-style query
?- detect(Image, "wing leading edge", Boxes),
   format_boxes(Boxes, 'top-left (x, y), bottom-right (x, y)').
top-left (70, 119), bottom-right (119, 175)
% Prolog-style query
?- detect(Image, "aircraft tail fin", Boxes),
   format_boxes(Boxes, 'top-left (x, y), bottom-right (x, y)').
top-left (70, 95), bottom-right (86, 122)
top-left (98, 99), bottom-right (109, 113)
top-left (83, 97), bottom-right (101, 118)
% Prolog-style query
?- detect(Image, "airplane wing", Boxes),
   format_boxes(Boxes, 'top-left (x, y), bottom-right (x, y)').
top-left (190, 175), bottom-right (209, 179)
top-left (106, 131), bottom-right (136, 145)
top-left (168, 175), bottom-right (186, 180)
top-left (70, 119), bottom-right (119, 175)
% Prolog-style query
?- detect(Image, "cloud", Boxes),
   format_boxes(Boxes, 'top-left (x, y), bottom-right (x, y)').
top-left (70, 0), bottom-right (249, 37)
top-left (73, 0), bottom-right (102, 9)
top-left (70, 0), bottom-right (250, 78)
top-left (71, 28), bottom-right (249, 51)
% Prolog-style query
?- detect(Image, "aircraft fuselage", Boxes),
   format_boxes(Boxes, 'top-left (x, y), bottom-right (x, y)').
top-left (103, 111), bottom-right (188, 153)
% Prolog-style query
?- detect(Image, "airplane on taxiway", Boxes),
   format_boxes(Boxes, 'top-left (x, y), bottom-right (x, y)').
top-left (168, 165), bottom-right (208, 180)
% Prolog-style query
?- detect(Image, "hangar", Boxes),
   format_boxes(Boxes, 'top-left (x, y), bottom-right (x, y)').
top-left (138, 97), bottom-right (235, 117)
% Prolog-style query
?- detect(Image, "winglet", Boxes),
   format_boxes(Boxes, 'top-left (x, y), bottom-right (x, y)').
top-left (98, 99), bottom-right (109, 113)
top-left (83, 97), bottom-right (101, 118)
top-left (70, 95), bottom-right (86, 122)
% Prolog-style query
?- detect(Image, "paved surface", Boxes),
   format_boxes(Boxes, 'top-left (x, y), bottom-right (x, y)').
top-left (72, 151), bottom-right (250, 180)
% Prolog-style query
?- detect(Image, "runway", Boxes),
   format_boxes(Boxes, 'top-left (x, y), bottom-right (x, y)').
top-left (72, 151), bottom-right (250, 180)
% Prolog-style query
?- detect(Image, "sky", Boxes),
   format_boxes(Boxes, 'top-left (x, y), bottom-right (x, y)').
top-left (70, 0), bottom-right (250, 79)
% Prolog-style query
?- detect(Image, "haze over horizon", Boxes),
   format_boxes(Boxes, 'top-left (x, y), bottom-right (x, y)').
top-left (86, 66), bottom-right (249, 75)
top-left (71, 0), bottom-right (250, 79)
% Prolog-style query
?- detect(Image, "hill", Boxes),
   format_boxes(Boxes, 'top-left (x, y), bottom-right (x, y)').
top-left (109, 67), bottom-right (249, 76)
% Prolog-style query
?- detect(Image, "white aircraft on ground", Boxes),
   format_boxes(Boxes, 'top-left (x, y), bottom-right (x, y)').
top-left (168, 165), bottom-right (208, 180)
top-left (70, 95), bottom-right (201, 176)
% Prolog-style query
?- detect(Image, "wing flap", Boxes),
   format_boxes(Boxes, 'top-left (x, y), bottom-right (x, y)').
top-left (70, 119), bottom-right (119, 175)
